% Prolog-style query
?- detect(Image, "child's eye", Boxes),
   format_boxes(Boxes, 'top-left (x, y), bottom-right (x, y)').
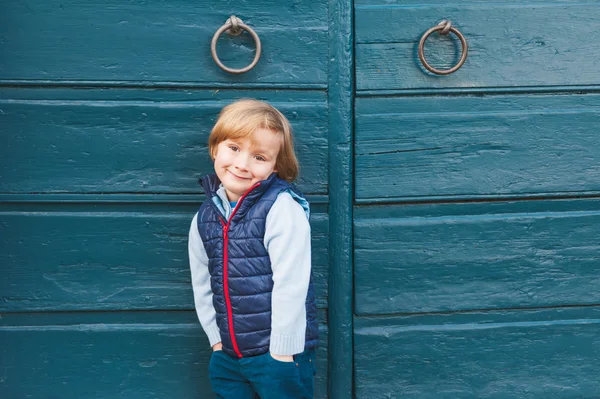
top-left (228, 145), bottom-right (240, 152)
top-left (254, 155), bottom-right (266, 162)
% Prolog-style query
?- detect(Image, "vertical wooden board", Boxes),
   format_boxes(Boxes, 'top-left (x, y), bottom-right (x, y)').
top-left (0, 0), bottom-right (327, 84)
top-left (355, 308), bottom-right (600, 398)
top-left (0, 90), bottom-right (328, 194)
top-left (0, 313), bottom-right (329, 399)
top-left (327, 0), bottom-right (355, 396)
top-left (354, 199), bottom-right (600, 314)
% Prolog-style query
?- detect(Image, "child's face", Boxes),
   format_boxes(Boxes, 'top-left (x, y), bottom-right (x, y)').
top-left (213, 128), bottom-right (281, 202)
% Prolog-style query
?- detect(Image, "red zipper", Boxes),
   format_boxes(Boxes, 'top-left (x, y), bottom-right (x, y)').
top-left (220, 182), bottom-right (261, 358)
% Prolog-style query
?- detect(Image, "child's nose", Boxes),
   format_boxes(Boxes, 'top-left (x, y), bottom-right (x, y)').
top-left (235, 155), bottom-right (250, 170)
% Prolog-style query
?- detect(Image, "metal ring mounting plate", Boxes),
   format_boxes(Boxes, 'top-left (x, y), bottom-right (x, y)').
top-left (211, 17), bottom-right (262, 74)
top-left (418, 21), bottom-right (468, 75)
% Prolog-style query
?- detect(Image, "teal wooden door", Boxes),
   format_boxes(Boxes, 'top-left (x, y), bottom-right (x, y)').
top-left (1, 1), bottom-right (340, 398)
top-left (353, 1), bottom-right (600, 397)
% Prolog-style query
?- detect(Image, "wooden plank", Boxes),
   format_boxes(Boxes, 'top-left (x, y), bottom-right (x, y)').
top-left (327, 0), bottom-right (355, 396)
top-left (0, 89), bottom-right (328, 194)
top-left (0, 0), bottom-right (327, 85)
top-left (355, 94), bottom-right (600, 201)
top-left (0, 312), bottom-right (328, 399)
top-left (355, 1), bottom-right (600, 91)
top-left (354, 307), bottom-right (600, 398)
top-left (355, 199), bottom-right (600, 315)
top-left (1, 208), bottom-right (328, 312)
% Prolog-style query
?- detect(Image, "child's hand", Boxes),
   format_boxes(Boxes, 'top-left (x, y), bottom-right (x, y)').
top-left (270, 352), bottom-right (294, 362)
top-left (212, 342), bottom-right (223, 351)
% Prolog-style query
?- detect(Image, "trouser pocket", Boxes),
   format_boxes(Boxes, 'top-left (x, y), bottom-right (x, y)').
top-left (243, 350), bottom-right (314, 399)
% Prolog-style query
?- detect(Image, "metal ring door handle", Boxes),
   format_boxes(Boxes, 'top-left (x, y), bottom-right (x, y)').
top-left (211, 15), bottom-right (262, 74)
top-left (418, 20), bottom-right (468, 75)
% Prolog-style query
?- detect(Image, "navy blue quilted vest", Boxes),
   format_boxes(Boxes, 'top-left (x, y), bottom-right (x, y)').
top-left (197, 173), bottom-right (319, 358)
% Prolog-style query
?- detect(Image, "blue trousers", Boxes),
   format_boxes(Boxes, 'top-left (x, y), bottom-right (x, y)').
top-left (208, 349), bottom-right (316, 399)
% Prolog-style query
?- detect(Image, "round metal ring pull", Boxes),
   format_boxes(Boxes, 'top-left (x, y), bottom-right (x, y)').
top-left (418, 20), bottom-right (468, 75)
top-left (211, 16), bottom-right (262, 74)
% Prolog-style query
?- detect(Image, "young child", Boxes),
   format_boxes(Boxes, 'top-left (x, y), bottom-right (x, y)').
top-left (188, 99), bottom-right (318, 399)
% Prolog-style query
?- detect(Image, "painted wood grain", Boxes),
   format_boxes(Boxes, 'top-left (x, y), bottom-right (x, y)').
top-left (0, 89), bottom-right (328, 194)
top-left (0, 0), bottom-right (327, 85)
top-left (327, 0), bottom-right (355, 396)
top-left (0, 312), bottom-right (328, 399)
top-left (355, 1), bottom-right (600, 91)
top-left (1, 208), bottom-right (328, 312)
top-left (355, 198), bottom-right (600, 315)
top-left (355, 307), bottom-right (600, 398)
top-left (355, 94), bottom-right (600, 201)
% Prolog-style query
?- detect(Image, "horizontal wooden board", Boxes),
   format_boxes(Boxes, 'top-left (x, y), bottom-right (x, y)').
top-left (0, 89), bottom-right (328, 194)
top-left (355, 1), bottom-right (600, 91)
top-left (355, 198), bottom-right (600, 315)
top-left (0, 0), bottom-right (327, 85)
top-left (355, 94), bottom-right (600, 201)
top-left (1, 207), bottom-right (328, 312)
top-left (0, 312), bottom-right (328, 399)
top-left (354, 307), bottom-right (600, 398)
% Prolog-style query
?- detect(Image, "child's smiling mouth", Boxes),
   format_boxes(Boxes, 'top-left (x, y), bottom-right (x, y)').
top-left (227, 170), bottom-right (251, 180)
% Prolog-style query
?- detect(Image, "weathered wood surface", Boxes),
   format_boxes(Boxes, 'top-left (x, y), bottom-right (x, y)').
top-left (355, 0), bottom-right (600, 91)
top-left (0, 0), bottom-right (336, 397)
top-left (355, 307), bottom-right (600, 398)
top-left (1, 205), bottom-right (328, 312)
top-left (0, 0), bottom-right (327, 86)
top-left (327, 0), bottom-right (355, 396)
top-left (0, 89), bottom-right (328, 194)
top-left (355, 198), bottom-right (600, 315)
top-left (356, 94), bottom-right (600, 202)
top-left (0, 312), bottom-right (328, 398)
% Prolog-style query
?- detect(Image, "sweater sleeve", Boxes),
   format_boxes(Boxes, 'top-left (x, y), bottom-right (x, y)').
top-left (265, 192), bottom-right (311, 355)
top-left (188, 212), bottom-right (222, 347)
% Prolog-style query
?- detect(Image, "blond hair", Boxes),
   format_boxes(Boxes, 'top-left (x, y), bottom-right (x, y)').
top-left (208, 99), bottom-right (299, 182)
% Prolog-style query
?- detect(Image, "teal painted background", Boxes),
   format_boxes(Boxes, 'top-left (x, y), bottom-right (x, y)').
top-left (352, 0), bottom-right (600, 397)
top-left (1, 0), bottom-right (335, 396)
top-left (3, 0), bottom-right (600, 397)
